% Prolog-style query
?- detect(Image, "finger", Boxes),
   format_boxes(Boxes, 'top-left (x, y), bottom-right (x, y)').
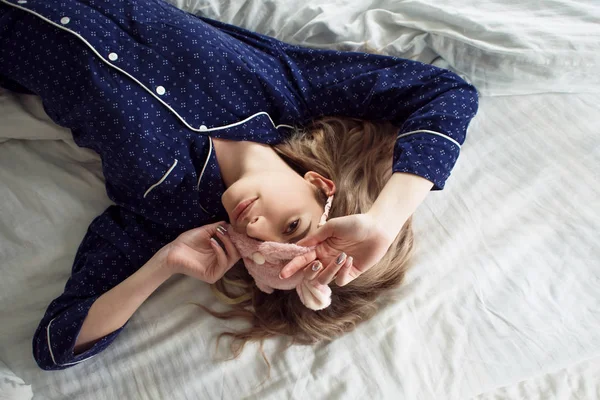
top-left (210, 238), bottom-right (228, 269)
top-left (279, 250), bottom-right (317, 279)
top-left (296, 221), bottom-right (336, 247)
top-left (214, 226), bottom-right (240, 261)
top-left (334, 256), bottom-right (353, 286)
top-left (205, 221), bottom-right (228, 235)
top-left (336, 258), bottom-right (359, 287)
top-left (316, 252), bottom-right (347, 285)
top-left (181, 221), bottom-right (226, 242)
top-left (303, 260), bottom-right (323, 281)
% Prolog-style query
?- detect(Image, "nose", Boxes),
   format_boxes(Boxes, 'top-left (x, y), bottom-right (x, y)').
top-left (245, 216), bottom-right (278, 242)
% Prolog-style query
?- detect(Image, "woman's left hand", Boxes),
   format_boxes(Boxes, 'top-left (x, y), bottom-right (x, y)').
top-left (165, 222), bottom-right (241, 284)
top-left (279, 213), bottom-right (397, 286)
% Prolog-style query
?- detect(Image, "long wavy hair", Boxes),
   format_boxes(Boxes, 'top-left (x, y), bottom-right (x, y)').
top-left (194, 116), bottom-right (415, 377)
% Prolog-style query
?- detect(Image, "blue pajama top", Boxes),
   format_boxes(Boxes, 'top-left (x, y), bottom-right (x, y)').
top-left (0, 0), bottom-right (479, 370)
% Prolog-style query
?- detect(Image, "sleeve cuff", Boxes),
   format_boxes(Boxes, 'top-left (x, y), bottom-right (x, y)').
top-left (43, 296), bottom-right (125, 369)
top-left (392, 130), bottom-right (461, 190)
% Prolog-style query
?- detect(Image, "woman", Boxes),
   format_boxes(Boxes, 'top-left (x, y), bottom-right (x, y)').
top-left (0, 0), bottom-right (478, 370)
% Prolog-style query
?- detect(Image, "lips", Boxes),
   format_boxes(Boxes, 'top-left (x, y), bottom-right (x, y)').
top-left (232, 197), bottom-right (258, 225)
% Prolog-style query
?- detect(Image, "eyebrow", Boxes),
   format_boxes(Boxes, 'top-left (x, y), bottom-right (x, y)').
top-left (289, 220), bottom-right (312, 244)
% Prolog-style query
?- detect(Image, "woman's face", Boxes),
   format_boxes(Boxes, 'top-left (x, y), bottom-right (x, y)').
top-left (221, 171), bottom-right (333, 243)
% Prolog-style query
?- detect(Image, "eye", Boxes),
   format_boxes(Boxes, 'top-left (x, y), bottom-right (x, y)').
top-left (285, 219), bottom-right (300, 235)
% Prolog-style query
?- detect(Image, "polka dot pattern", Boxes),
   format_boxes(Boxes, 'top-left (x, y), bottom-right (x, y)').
top-left (0, 0), bottom-right (478, 370)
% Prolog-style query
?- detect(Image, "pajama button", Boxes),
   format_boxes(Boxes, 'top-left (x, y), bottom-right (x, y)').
top-left (156, 86), bottom-right (166, 95)
top-left (108, 53), bottom-right (118, 61)
top-left (199, 125), bottom-right (208, 131)
top-left (60, 17), bottom-right (70, 25)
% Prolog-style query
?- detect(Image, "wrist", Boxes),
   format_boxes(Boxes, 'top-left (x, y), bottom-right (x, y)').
top-left (148, 245), bottom-right (176, 280)
top-left (368, 172), bottom-right (433, 240)
top-left (366, 209), bottom-right (403, 245)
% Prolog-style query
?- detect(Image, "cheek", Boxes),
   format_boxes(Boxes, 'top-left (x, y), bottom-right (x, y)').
top-left (260, 176), bottom-right (296, 198)
top-left (273, 186), bottom-right (308, 206)
top-left (261, 189), bottom-right (304, 218)
top-left (246, 173), bottom-right (313, 209)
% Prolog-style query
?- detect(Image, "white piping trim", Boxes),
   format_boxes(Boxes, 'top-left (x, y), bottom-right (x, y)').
top-left (144, 159), bottom-right (179, 198)
top-left (46, 318), bottom-right (58, 365)
top-left (199, 111), bottom-right (292, 133)
top-left (397, 129), bottom-right (461, 148)
top-left (276, 123), bottom-right (295, 130)
top-left (0, 0), bottom-right (293, 134)
top-left (46, 317), bottom-right (96, 367)
top-left (196, 137), bottom-right (213, 215)
top-left (196, 137), bottom-right (212, 190)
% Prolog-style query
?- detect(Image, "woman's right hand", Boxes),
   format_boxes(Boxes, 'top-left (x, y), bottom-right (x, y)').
top-left (280, 213), bottom-right (394, 287)
top-left (163, 222), bottom-right (240, 284)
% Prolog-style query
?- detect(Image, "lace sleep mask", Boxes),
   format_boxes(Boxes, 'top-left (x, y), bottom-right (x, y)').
top-left (226, 195), bottom-right (334, 311)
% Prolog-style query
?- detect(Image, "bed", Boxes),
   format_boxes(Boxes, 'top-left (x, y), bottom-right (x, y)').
top-left (1, 0), bottom-right (599, 399)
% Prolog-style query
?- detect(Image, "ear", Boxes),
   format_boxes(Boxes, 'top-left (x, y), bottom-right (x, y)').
top-left (304, 171), bottom-right (336, 196)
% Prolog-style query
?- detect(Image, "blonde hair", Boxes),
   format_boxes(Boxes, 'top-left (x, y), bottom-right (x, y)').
top-left (193, 116), bottom-right (415, 377)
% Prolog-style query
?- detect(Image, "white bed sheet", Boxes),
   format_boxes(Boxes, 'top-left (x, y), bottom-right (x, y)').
top-left (1, 89), bottom-right (599, 400)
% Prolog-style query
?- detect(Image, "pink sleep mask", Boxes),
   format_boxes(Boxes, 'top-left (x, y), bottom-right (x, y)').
top-left (226, 195), bottom-right (334, 311)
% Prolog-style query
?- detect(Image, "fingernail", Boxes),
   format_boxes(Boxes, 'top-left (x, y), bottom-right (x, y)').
top-left (346, 256), bottom-right (353, 267)
top-left (311, 261), bottom-right (322, 272)
top-left (216, 226), bottom-right (227, 235)
top-left (336, 252), bottom-right (346, 265)
top-left (279, 272), bottom-right (286, 280)
top-left (210, 238), bottom-right (220, 246)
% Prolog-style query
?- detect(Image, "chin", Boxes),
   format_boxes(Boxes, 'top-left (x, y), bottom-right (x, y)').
top-left (220, 189), bottom-right (234, 213)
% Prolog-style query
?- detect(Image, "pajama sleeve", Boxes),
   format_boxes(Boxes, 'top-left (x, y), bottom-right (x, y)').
top-left (0, 74), bottom-right (35, 94)
top-left (32, 205), bottom-right (167, 370)
top-left (276, 43), bottom-right (480, 190)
